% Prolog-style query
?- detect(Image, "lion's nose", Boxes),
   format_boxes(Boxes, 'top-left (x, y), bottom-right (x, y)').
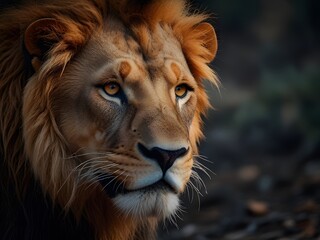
top-left (138, 143), bottom-right (188, 173)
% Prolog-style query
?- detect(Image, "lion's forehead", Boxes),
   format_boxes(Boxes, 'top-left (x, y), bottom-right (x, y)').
top-left (93, 21), bottom-right (193, 85)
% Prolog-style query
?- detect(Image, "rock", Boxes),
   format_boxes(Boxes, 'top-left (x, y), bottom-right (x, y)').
top-left (258, 175), bottom-right (274, 192)
top-left (298, 218), bottom-right (318, 238)
top-left (180, 224), bottom-right (197, 237)
top-left (237, 165), bottom-right (260, 182)
top-left (224, 230), bottom-right (248, 240)
top-left (246, 200), bottom-right (269, 216)
top-left (295, 199), bottom-right (319, 213)
top-left (283, 219), bottom-right (295, 229)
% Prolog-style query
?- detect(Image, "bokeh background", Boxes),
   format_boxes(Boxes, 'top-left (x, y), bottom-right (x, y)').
top-left (1, 0), bottom-right (319, 239)
top-left (159, 0), bottom-right (320, 239)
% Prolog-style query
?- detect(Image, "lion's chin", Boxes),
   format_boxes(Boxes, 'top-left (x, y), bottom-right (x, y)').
top-left (113, 190), bottom-right (179, 220)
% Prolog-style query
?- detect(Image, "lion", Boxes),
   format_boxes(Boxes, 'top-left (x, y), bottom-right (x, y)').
top-left (0, 0), bottom-right (218, 239)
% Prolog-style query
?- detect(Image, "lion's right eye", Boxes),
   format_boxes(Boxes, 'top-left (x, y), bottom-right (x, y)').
top-left (103, 82), bottom-right (121, 96)
top-left (175, 84), bottom-right (188, 98)
top-left (175, 83), bottom-right (193, 99)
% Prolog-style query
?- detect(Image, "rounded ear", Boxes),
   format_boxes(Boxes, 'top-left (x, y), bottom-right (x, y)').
top-left (194, 22), bottom-right (218, 63)
top-left (24, 18), bottom-right (65, 58)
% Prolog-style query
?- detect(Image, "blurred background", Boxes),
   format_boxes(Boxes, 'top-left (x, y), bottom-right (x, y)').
top-left (1, 0), bottom-right (319, 239)
top-left (159, 0), bottom-right (320, 239)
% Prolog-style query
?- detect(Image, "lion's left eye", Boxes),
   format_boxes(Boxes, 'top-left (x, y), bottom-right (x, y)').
top-left (103, 82), bottom-right (121, 96)
top-left (175, 84), bottom-right (191, 98)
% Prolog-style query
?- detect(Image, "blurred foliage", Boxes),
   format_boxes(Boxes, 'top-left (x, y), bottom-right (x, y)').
top-left (232, 66), bottom-right (320, 155)
top-left (193, 0), bottom-right (320, 158)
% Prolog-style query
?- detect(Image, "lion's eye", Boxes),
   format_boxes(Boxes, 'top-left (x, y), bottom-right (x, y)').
top-left (103, 82), bottom-right (121, 96)
top-left (175, 84), bottom-right (189, 98)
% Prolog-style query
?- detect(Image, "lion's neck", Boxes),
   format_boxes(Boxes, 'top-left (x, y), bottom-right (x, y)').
top-left (88, 193), bottom-right (137, 240)
top-left (83, 190), bottom-right (157, 240)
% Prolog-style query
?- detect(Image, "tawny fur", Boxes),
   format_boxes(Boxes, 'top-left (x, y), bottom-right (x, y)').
top-left (0, 0), bottom-right (218, 239)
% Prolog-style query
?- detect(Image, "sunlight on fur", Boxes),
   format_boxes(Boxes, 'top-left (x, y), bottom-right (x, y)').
top-left (0, 0), bottom-right (218, 239)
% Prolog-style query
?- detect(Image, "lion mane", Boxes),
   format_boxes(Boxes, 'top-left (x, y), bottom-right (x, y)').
top-left (0, 0), bottom-right (218, 239)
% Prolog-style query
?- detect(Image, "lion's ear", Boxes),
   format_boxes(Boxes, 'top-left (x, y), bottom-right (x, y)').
top-left (24, 18), bottom-right (65, 70)
top-left (194, 22), bottom-right (218, 63)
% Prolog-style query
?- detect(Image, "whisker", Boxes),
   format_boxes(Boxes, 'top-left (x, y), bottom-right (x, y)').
top-left (64, 151), bottom-right (112, 160)
top-left (191, 170), bottom-right (207, 194)
top-left (188, 180), bottom-right (202, 211)
top-left (193, 154), bottom-right (213, 164)
top-left (193, 161), bottom-right (214, 179)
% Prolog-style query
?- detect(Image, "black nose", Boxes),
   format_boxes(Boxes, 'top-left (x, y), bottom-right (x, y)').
top-left (138, 143), bottom-right (188, 173)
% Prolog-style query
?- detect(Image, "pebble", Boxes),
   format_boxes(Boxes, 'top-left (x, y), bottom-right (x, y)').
top-left (225, 230), bottom-right (248, 240)
top-left (237, 165), bottom-right (260, 182)
top-left (181, 224), bottom-right (197, 237)
top-left (295, 199), bottom-right (319, 213)
top-left (246, 200), bottom-right (269, 216)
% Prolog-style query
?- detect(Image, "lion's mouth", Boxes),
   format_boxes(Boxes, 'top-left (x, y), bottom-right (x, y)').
top-left (99, 178), bottom-right (177, 198)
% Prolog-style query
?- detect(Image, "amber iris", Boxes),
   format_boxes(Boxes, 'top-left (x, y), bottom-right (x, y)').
top-left (175, 84), bottom-right (188, 98)
top-left (103, 82), bottom-right (120, 96)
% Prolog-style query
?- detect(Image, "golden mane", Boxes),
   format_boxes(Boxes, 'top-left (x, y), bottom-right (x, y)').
top-left (0, 0), bottom-right (218, 239)
top-left (0, 0), bottom-right (106, 190)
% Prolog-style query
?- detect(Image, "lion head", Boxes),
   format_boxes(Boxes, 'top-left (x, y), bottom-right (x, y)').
top-left (0, 0), bottom-right (218, 239)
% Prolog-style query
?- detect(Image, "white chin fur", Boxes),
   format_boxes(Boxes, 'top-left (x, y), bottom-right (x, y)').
top-left (113, 191), bottom-right (179, 220)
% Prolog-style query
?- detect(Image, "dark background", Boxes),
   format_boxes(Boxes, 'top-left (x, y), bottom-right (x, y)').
top-left (160, 0), bottom-right (320, 239)
top-left (1, 0), bottom-right (319, 239)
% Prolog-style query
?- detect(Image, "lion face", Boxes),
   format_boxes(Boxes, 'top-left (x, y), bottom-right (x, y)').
top-left (20, 1), bottom-right (217, 226)
top-left (51, 22), bottom-right (197, 218)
